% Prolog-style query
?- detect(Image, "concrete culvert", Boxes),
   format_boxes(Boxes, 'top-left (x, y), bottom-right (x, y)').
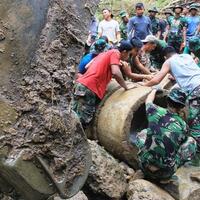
top-left (94, 79), bottom-right (170, 169)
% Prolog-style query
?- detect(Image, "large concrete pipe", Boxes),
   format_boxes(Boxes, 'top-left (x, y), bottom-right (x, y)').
top-left (94, 78), bottom-right (172, 168)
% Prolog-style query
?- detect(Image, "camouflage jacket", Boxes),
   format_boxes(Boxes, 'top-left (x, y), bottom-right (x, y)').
top-left (150, 17), bottom-right (161, 36)
top-left (120, 21), bottom-right (128, 40)
top-left (168, 16), bottom-right (187, 41)
top-left (138, 103), bottom-right (188, 168)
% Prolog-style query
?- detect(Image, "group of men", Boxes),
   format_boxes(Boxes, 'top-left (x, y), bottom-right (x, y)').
top-left (72, 2), bottom-right (200, 181)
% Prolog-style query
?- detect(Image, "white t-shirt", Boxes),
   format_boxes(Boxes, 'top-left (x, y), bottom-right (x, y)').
top-left (98, 19), bottom-right (120, 42)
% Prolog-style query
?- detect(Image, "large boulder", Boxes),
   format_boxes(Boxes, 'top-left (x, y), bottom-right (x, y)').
top-left (86, 140), bottom-right (128, 199)
top-left (0, 0), bottom-right (99, 199)
top-left (162, 166), bottom-right (200, 200)
top-left (127, 179), bottom-right (175, 200)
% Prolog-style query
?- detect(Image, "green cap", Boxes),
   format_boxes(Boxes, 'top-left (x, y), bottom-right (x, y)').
top-left (189, 36), bottom-right (200, 52)
top-left (94, 39), bottom-right (107, 53)
top-left (148, 7), bottom-right (159, 13)
top-left (168, 87), bottom-right (187, 106)
top-left (119, 10), bottom-right (127, 18)
top-left (189, 3), bottom-right (199, 11)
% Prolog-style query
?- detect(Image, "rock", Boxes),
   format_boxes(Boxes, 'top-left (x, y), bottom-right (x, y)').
top-left (0, 30), bottom-right (5, 41)
top-left (53, 191), bottom-right (88, 200)
top-left (190, 172), bottom-right (200, 183)
top-left (86, 140), bottom-right (128, 199)
top-left (119, 162), bottom-right (135, 180)
top-left (68, 192), bottom-right (88, 200)
top-left (162, 166), bottom-right (200, 200)
top-left (127, 179), bottom-right (175, 200)
top-left (188, 188), bottom-right (200, 200)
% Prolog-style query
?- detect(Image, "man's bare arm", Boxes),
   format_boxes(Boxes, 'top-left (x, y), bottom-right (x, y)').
top-left (134, 56), bottom-right (151, 74)
top-left (144, 60), bottom-right (170, 87)
top-left (111, 64), bottom-right (128, 90)
top-left (146, 89), bottom-right (157, 104)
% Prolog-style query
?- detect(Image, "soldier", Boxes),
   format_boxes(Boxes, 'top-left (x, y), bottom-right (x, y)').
top-left (148, 7), bottom-right (161, 38)
top-left (143, 46), bottom-right (200, 151)
top-left (164, 5), bottom-right (187, 53)
top-left (135, 87), bottom-right (197, 181)
top-left (183, 4), bottom-right (200, 54)
top-left (189, 36), bottom-right (200, 67)
top-left (164, 9), bottom-right (174, 24)
top-left (142, 35), bottom-right (167, 70)
top-left (119, 10), bottom-right (129, 40)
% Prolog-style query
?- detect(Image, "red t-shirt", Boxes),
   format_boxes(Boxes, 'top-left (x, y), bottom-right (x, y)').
top-left (77, 49), bottom-right (120, 99)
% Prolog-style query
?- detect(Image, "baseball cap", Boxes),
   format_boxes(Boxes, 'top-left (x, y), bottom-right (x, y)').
top-left (94, 39), bottom-right (107, 53)
top-left (168, 87), bottom-right (187, 106)
top-left (141, 35), bottom-right (158, 43)
top-left (118, 40), bottom-right (133, 52)
top-left (130, 37), bottom-right (143, 48)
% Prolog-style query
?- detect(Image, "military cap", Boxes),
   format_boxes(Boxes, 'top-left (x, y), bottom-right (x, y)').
top-left (168, 87), bottom-right (187, 106)
top-left (189, 36), bottom-right (200, 52)
top-left (189, 3), bottom-right (199, 11)
top-left (119, 10), bottom-right (127, 18)
top-left (148, 7), bottom-right (159, 13)
top-left (173, 5), bottom-right (183, 12)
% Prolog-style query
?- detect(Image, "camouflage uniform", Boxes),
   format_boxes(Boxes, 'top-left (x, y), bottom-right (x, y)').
top-left (120, 22), bottom-right (128, 40)
top-left (167, 16), bottom-right (187, 53)
top-left (136, 102), bottom-right (197, 180)
top-left (72, 83), bottom-right (100, 128)
top-left (189, 36), bottom-right (200, 67)
top-left (150, 40), bottom-right (167, 70)
top-left (150, 17), bottom-right (161, 36)
top-left (187, 85), bottom-right (200, 151)
top-left (119, 11), bottom-right (128, 40)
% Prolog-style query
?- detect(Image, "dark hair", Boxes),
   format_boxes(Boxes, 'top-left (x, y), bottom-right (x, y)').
top-left (135, 3), bottom-right (144, 9)
top-left (118, 40), bottom-right (133, 52)
top-left (102, 8), bottom-right (113, 18)
top-left (99, 35), bottom-right (109, 43)
top-left (130, 37), bottom-right (143, 48)
top-left (167, 97), bottom-right (185, 109)
top-left (163, 46), bottom-right (176, 57)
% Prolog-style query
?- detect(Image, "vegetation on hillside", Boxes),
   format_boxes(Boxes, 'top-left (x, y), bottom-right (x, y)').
top-left (97, 0), bottom-right (172, 18)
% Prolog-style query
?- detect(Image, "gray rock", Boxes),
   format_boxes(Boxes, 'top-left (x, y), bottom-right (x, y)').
top-left (127, 179), bottom-right (175, 200)
top-left (86, 140), bottom-right (128, 199)
top-left (53, 191), bottom-right (88, 200)
top-left (188, 188), bottom-right (200, 200)
top-left (162, 166), bottom-right (200, 200)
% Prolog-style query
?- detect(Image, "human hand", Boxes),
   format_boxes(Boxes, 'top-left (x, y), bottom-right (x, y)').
top-left (144, 74), bottom-right (154, 81)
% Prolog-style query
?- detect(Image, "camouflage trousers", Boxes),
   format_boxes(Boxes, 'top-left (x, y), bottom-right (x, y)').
top-left (136, 129), bottom-right (197, 180)
top-left (72, 83), bottom-right (100, 128)
top-left (188, 85), bottom-right (200, 151)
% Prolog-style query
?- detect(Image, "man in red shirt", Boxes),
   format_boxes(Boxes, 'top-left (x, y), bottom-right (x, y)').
top-left (72, 40), bottom-right (133, 128)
